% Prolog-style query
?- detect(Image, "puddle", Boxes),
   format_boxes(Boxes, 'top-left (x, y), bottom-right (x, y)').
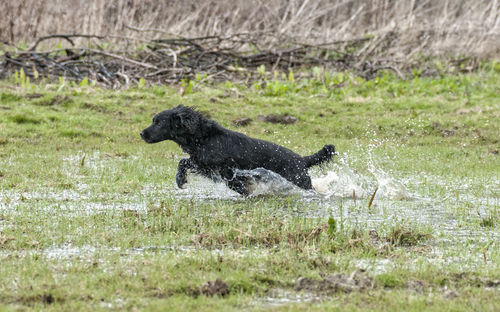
top-left (259, 288), bottom-right (322, 306)
top-left (258, 271), bottom-right (374, 307)
top-left (99, 298), bottom-right (126, 309)
top-left (62, 151), bottom-right (137, 171)
top-left (351, 258), bottom-right (394, 274)
top-left (38, 244), bottom-right (195, 260)
top-left (0, 244), bottom-right (270, 263)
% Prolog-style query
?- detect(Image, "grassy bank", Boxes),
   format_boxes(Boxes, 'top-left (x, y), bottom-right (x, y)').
top-left (0, 69), bottom-right (499, 310)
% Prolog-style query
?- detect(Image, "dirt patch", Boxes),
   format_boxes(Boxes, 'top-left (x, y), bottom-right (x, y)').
top-left (405, 280), bottom-right (425, 293)
top-left (82, 102), bottom-right (108, 113)
top-left (232, 117), bottom-right (252, 127)
top-left (449, 272), bottom-right (500, 288)
top-left (442, 288), bottom-right (459, 300)
top-left (0, 232), bottom-right (16, 246)
top-left (200, 278), bottom-right (230, 297)
top-left (41, 293), bottom-right (55, 304)
top-left (12, 293), bottom-right (58, 306)
top-left (34, 95), bottom-right (72, 106)
top-left (156, 279), bottom-right (229, 298)
top-left (24, 93), bottom-right (44, 99)
top-left (258, 114), bottom-right (298, 125)
top-left (430, 122), bottom-right (459, 137)
top-left (456, 107), bottom-right (483, 115)
top-left (485, 279), bottom-right (500, 287)
top-left (295, 271), bottom-right (375, 294)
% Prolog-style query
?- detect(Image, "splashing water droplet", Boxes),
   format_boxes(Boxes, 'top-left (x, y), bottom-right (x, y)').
top-left (368, 165), bottom-right (411, 200)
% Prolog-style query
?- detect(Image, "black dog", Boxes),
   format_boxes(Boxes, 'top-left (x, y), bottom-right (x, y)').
top-left (141, 105), bottom-right (335, 195)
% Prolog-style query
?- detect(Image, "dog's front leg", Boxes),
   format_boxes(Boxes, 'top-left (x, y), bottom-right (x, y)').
top-left (176, 158), bottom-right (196, 189)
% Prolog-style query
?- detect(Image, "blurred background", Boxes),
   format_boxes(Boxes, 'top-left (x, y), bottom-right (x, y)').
top-left (2, 0), bottom-right (499, 58)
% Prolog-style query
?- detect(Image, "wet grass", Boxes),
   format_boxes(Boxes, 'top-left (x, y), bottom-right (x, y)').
top-left (0, 69), bottom-right (499, 310)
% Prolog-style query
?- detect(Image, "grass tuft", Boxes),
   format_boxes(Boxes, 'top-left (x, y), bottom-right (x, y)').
top-left (8, 113), bottom-right (43, 124)
top-left (386, 224), bottom-right (432, 247)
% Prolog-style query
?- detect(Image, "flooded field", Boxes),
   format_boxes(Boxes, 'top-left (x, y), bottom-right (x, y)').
top-left (1, 149), bottom-right (498, 275)
top-left (0, 73), bottom-right (499, 310)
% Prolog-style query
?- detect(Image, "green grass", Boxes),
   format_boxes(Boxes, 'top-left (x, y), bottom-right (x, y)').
top-left (0, 69), bottom-right (499, 310)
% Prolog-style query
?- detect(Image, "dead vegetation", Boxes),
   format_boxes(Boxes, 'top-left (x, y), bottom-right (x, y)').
top-left (2, 0), bottom-right (499, 57)
top-left (0, 1), bottom-right (499, 85)
top-left (195, 223), bottom-right (326, 249)
top-left (295, 271), bottom-right (375, 294)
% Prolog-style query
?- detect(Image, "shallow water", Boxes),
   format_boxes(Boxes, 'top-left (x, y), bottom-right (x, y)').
top-left (141, 155), bottom-right (498, 273)
top-left (0, 243), bottom-right (270, 266)
top-left (169, 148), bottom-right (417, 201)
top-left (1, 150), bottom-right (498, 275)
top-left (259, 288), bottom-right (322, 306)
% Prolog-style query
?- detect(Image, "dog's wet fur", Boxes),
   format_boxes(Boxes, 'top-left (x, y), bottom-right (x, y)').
top-left (141, 105), bottom-right (335, 195)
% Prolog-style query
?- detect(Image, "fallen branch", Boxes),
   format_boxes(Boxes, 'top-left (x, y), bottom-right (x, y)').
top-left (28, 34), bottom-right (105, 51)
top-left (1, 31), bottom-right (459, 86)
top-left (87, 49), bottom-right (158, 70)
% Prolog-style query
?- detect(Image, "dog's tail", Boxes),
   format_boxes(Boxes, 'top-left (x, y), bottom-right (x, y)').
top-left (303, 144), bottom-right (335, 168)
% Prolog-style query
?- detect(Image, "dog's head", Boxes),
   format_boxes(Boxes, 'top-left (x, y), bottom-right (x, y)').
top-left (140, 105), bottom-right (202, 144)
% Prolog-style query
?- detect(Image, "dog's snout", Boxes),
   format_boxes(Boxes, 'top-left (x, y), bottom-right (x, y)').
top-left (140, 130), bottom-right (149, 142)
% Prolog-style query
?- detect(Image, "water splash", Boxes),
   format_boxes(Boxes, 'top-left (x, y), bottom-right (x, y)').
top-left (312, 165), bottom-right (370, 198)
top-left (368, 165), bottom-right (410, 200)
top-left (194, 160), bottom-right (411, 200)
top-left (311, 150), bottom-right (411, 200)
top-left (169, 152), bottom-right (411, 200)
top-left (234, 168), bottom-right (306, 197)
top-left (175, 175), bottom-right (242, 200)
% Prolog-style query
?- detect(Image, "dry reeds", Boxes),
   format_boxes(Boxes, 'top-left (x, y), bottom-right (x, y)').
top-left (1, 0), bottom-right (499, 59)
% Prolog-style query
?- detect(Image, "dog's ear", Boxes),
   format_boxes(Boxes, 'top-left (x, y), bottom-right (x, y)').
top-left (176, 111), bottom-right (197, 134)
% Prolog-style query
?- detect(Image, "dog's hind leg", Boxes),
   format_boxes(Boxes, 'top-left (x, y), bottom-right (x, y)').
top-left (292, 171), bottom-right (313, 190)
top-left (176, 158), bottom-right (196, 188)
